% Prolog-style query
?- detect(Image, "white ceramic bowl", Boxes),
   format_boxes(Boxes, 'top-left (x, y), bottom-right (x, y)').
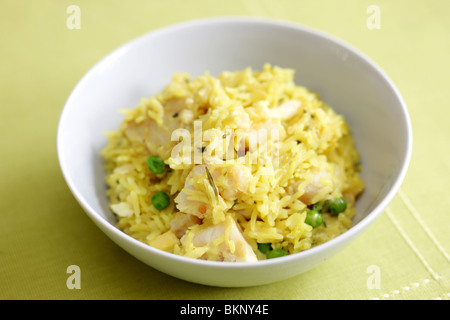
top-left (57, 17), bottom-right (412, 287)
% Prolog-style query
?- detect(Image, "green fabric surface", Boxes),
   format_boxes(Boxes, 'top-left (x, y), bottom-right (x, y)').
top-left (1, 0), bottom-right (449, 300)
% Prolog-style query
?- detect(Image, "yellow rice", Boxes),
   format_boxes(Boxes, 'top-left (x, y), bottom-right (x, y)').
top-left (101, 64), bottom-right (364, 261)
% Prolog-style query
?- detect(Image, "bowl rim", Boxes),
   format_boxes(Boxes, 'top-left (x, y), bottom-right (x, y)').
top-left (57, 16), bottom-right (413, 270)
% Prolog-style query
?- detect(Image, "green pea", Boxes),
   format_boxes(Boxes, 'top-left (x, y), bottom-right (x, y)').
top-left (152, 191), bottom-right (170, 210)
top-left (329, 197), bottom-right (347, 216)
top-left (147, 156), bottom-right (166, 174)
top-left (266, 248), bottom-right (288, 259)
top-left (257, 243), bottom-right (272, 254)
top-left (305, 209), bottom-right (323, 228)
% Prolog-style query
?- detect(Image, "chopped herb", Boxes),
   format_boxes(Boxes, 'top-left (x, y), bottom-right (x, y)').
top-left (312, 202), bottom-right (323, 212)
top-left (354, 161), bottom-right (362, 172)
top-left (205, 167), bottom-right (218, 197)
top-left (322, 199), bottom-right (331, 213)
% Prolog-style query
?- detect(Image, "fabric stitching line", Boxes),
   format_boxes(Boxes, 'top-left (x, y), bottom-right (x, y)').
top-left (385, 207), bottom-right (442, 281)
top-left (373, 207), bottom-right (448, 299)
top-left (371, 278), bottom-right (431, 300)
top-left (435, 292), bottom-right (450, 300)
top-left (398, 188), bottom-right (450, 262)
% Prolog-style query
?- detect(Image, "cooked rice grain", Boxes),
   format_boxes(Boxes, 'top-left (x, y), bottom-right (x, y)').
top-left (101, 64), bottom-right (364, 261)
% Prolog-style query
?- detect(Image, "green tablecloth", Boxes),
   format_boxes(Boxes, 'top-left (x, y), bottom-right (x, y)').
top-left (1, 0), bottom-right (449, 300)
